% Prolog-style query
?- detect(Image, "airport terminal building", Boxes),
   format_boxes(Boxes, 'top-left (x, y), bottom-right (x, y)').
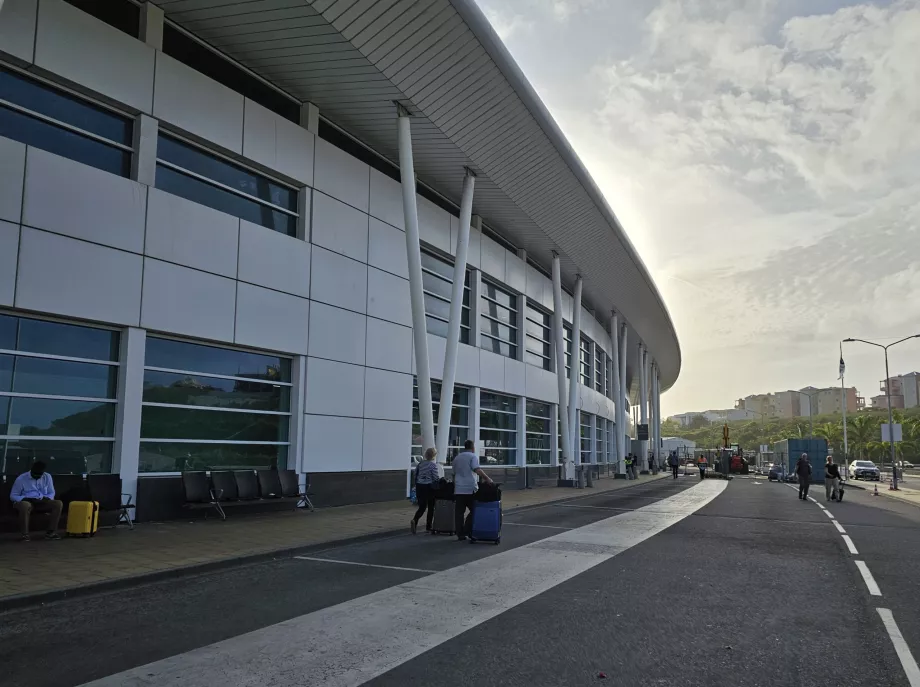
top-left (0, 0), bottom-right (680, 518)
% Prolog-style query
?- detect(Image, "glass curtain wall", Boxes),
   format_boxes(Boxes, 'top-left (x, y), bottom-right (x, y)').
top-left (412, 379), bottom-right (470, 462)
top-left (480, 391), bottom-right (517, 465)
top-left (421, 251), bottom-right (471, 343)
top-left (580, 412), bottom-right (592, 464)
top-left (480, 281), bottom-right (518, 359)
top-left (524, 304), bottom-right (552, 370)
top-left (525, 400), bottom-right (551, 465)
top-left (0, 313), bottom-right (119, 475)
top-left (139, 337), bottom-right (292, 472)
top-left (579, 337), bottom-right (592, 386)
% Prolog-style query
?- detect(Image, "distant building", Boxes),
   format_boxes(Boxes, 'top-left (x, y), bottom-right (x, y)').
top-left (875, 373), bottom-right (920, 409)
top-left (662, 437), bottom-right (696, 456)
top-left (669, 408), bottom-right (757, 426)
top-left (737, 386), bottom-right (859, 418)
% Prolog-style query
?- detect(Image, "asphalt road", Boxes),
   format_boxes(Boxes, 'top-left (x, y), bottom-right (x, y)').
top-left (3, 474), bottom-right (918, 686)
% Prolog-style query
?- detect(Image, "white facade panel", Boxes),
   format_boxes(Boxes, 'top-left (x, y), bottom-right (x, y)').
top-left (311, 191), bottom-right (369, 263)
top-left (140, 258), bottom-right (236, 342)
top-left (451, 223), bottom-right (481, 269)
top-left (0, 221), bottom-right (20, 306)
top-left (505, 252), bottom-right (526, 294)
top-left (368, 168), bottom-right (403, 229)
top-left (0, 137), bottom-right (25, 224)
top-left (303, 415), bottom-right (363, 473)
top-left (144, 188), bottom-right (239, 277)
top-left (417, 195), bottom-right (450, 254)
top-left (304, 357), bottom-right (365, 418)
top-left (0, 0), bottom-right (37, 64)
top-left (22, 148), bottom-right (146, 253)
top-left (35, 0), bottom-right (154, 113)
top-left (153, 52), bottom-right (244, 154)
top-left (242, 98), bottom-right (314, 186)
top-left (16, 228), bottom-right (141, 325)
top-left (363, 367), bottom-right (412, 422)
top-left (525, 264), bottom-right (546, 305)
top-left (425, 333), bottom-right (446, 380)
top-left (313, 138), bottom-right (369, 213)
top-left (234, 282), bottom-right (309, 355)
top-left (526, 364), bottom-right (558, 403)
top-left (367, 217), bottom-right (408, 279)
top-left (307, 301), bottom-right (366, 365)
top-left (366, 266), bottom-right (411, 327)
top-left (504, 357), bottom-right (526, 397)
top-left (455, 343), bottom-right (480, 386)
top-left (362, 419), bottom-right (410, 471)
top-left (365, 317), bottom-right (412, 374)
top-left (480, 234), bottom-right (506, 283)
top-left (479, 349), bottom-right (505, 392)
top-left (237, 219), bottom-right (311, 298)
top-left (310, 246), bottom-right (368, 314)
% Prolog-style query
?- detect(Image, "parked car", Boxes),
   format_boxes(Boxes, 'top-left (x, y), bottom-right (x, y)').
top-left (897, 461), bottom-right (915, 470)
top-left (768, 464), bottom-right (784, 481)
top-left (849, 460), bottom-right (881, 481)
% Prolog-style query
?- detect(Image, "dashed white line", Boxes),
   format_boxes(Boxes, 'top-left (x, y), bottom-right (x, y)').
top-left (842, 535), bottom-right (859, 555)
top-left (294, 556), bottom-right (437, 574)
top-left (808, 496), bottom-right (817, 503)
top-left (877, 608), bottom-right (920, 687)
top-left (855, 560), bottom-right (883, 596)
top-left (815, 502), bottom-right (826, 510)
top-left (503, 522), bottom-right (572, 530)
top-left (832, 520), bottom-right (846, 534)
top-left (824, 509), bottom-right (835, 519)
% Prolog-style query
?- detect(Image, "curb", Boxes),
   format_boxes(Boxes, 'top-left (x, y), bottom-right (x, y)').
top-left (0, 474), bottom-right (670, 613)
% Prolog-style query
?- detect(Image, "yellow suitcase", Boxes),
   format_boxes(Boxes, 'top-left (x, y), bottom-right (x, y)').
top-left (66, 501), bottom-right (99, 537)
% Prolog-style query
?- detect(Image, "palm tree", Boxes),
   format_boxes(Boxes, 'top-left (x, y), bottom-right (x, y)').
top-left (815, 422), bottom-right (842, 455)
top-left (848, 415), bottom-right (879, 459)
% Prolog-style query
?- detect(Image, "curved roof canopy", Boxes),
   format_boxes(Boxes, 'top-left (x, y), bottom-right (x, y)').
top-left (158, 0), bottom-right (681, 390)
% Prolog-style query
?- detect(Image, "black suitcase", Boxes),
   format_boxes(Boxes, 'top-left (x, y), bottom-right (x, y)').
top-left (431, 498), bottom-right (455, 535)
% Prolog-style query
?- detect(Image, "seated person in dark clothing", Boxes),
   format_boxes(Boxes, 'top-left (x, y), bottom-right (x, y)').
top-left (9, 461), bottom-right (63, 541)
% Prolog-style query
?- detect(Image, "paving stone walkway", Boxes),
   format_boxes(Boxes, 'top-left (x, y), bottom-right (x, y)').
top-left (0, 473), bottom-right (666, 607)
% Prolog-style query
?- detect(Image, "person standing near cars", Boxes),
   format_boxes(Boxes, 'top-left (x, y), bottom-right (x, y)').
top-left (796, 453), bottom-right (812, 500)
top-left (669, 452), bottom-right (679, 479)
top-left (452, 440), bottom-right (494, 541)
top-left (410, 448), bottom-right (440, 534)
top-left (824, 456), bottom-right (842, 502)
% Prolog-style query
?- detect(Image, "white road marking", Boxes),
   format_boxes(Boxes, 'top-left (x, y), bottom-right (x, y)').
top-left (808, 496), bottom-right (817, 503)
top-left (554, 503), bottom-right (633, 511)
top-left (824, 509), bottom-right (835, 519)
top-left (832, 520), bottom-right (846, 534)
top-left (80, 481), bottom-right (728, 687)
top-left (856, 560), bottom-right (883, 596)
top-left (503, 522), bottom-right (572, 530)
top-left (877, 608), bottom-right (920, 687)
top-left (293, 556), bottom-right (437, 574)
top-left (842, 535), bottom-right (859, 555)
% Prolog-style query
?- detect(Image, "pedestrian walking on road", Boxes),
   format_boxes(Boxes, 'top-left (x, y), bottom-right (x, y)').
top-left (697, 455), bottom-right (707, 480)
top-left (410, 448), bottom-right (439, 534)
top-left (452, 440), bottom-right (493, 541)
top-left (669, 452), bottom-right (679, 479)
top-left (825, 456), bottom-right (842, 502)
top-left (796, 453), bottom-right (812, 500)
top-left (625, 454), bottom-right (634, 479)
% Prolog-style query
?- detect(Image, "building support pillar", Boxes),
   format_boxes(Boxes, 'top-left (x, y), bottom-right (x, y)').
top-left (610, 313), bottom-right (623, 475)
top-left (396, 104), bottom-right (435, 452)
top-left (113, 327), bottom-right (145, 519)
top-left (639, 344), bottom-right (649, 473)
top-left (655, 364), bottom-right (663, 471)
top-left (619, 323), bottom-right (628, 473)
top-left (567, 276), bottom-right (583, 468)
top-left (551, 253), bottom-right (573, 481)
top-left (436, 168), bottom-right (476, 463)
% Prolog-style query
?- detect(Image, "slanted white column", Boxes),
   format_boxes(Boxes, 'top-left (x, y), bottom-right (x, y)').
top-left (551, 253), bottom-right (573, 480)
top-left (567, 276), bottom-right (583, 466)
top-left (289, 355), bottom-right (307, 474)
top-left (655, 364), bottom-right (662, 470)
top-left (618, 323), bottom-right (628, 471)
top-left (610, 313), bottom-right (623, 474)
top-left (639, 344), bottom-right (649, 471)
top-left (113, 327), bottom-right (145, 518)
top-left (436, 168), bottom-right (476, 463)
top-left (649, 361), bottom-right (658, 473)
top-left (396, 104), bottom-right (435, 452)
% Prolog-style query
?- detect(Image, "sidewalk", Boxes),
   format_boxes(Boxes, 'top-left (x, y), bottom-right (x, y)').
top-left (847, 477), bottom-right (920, 508)
top-left (0, 473), bottom-right (667, 610)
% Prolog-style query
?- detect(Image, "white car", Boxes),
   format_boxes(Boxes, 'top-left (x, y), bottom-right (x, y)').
top-left (849, 460), bottom-right (880, 481)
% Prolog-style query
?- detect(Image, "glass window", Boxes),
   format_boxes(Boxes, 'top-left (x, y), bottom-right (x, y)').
top-left (596, 422), bottom-right (605, 464)
top-left (595, 348), bottom-right (606, 393)
top-left (412, 380), bottom-right (470, 462)
top-left (580, 413), bottom-right (592, 464)
top-left (0, 67), bottom-right (132, 176)
top-left (0, 314), bottom-right (118, 474)
top-left (139, 337), bottom-right (292, 472)
top-left (524, 304), bottom-right (551, 370)
top-left (421, 251), bottom-right (471, 344)
top-left (480, 281), bottom-right (517, 360)
top-left (155, 134), bottom-right (298, 236)
top-left (480, 391), bottom-right (517, 465)
top-left (563, 324), bottom-right (572, 379)
top-left (580, 338), bottom-right (592, 386)
top-left (525, 400), bottom-right (551, 465)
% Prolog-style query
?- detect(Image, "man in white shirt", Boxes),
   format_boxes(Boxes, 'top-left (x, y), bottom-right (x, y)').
top-left (452, 440), bottom-right (493, 541)
top-left (9, 461), bottom-right (63, 541)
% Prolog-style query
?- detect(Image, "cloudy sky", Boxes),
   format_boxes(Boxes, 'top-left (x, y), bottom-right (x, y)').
top-left (474, 0), bottom-right (920, 417)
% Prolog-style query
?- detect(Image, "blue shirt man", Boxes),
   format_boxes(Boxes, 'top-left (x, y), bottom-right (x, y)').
top-left (9, 461), bottom-right (63, 540)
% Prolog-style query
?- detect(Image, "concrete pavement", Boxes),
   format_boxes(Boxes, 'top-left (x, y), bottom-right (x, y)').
top-left (4, 473), bottom-right (919, 686)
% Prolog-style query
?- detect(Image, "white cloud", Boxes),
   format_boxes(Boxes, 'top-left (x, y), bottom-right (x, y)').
top-left (480, 7), bottom-right (533, 40)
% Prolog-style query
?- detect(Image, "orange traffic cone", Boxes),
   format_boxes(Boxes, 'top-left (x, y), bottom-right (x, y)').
top-left (873, 484), bottom-right (879, 496)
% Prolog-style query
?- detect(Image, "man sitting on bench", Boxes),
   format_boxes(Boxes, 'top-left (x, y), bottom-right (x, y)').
top-left (10, 461), bottom-right (63, 541)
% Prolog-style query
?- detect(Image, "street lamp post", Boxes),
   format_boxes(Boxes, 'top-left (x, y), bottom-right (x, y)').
top-left (802, 390), bottom-right (821, 439)
top-left (843, 335), bottom-right (920, 491)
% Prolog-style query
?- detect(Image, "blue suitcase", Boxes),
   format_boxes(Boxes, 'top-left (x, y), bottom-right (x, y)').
top-left (469, 500), bottom-right (502, 544)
